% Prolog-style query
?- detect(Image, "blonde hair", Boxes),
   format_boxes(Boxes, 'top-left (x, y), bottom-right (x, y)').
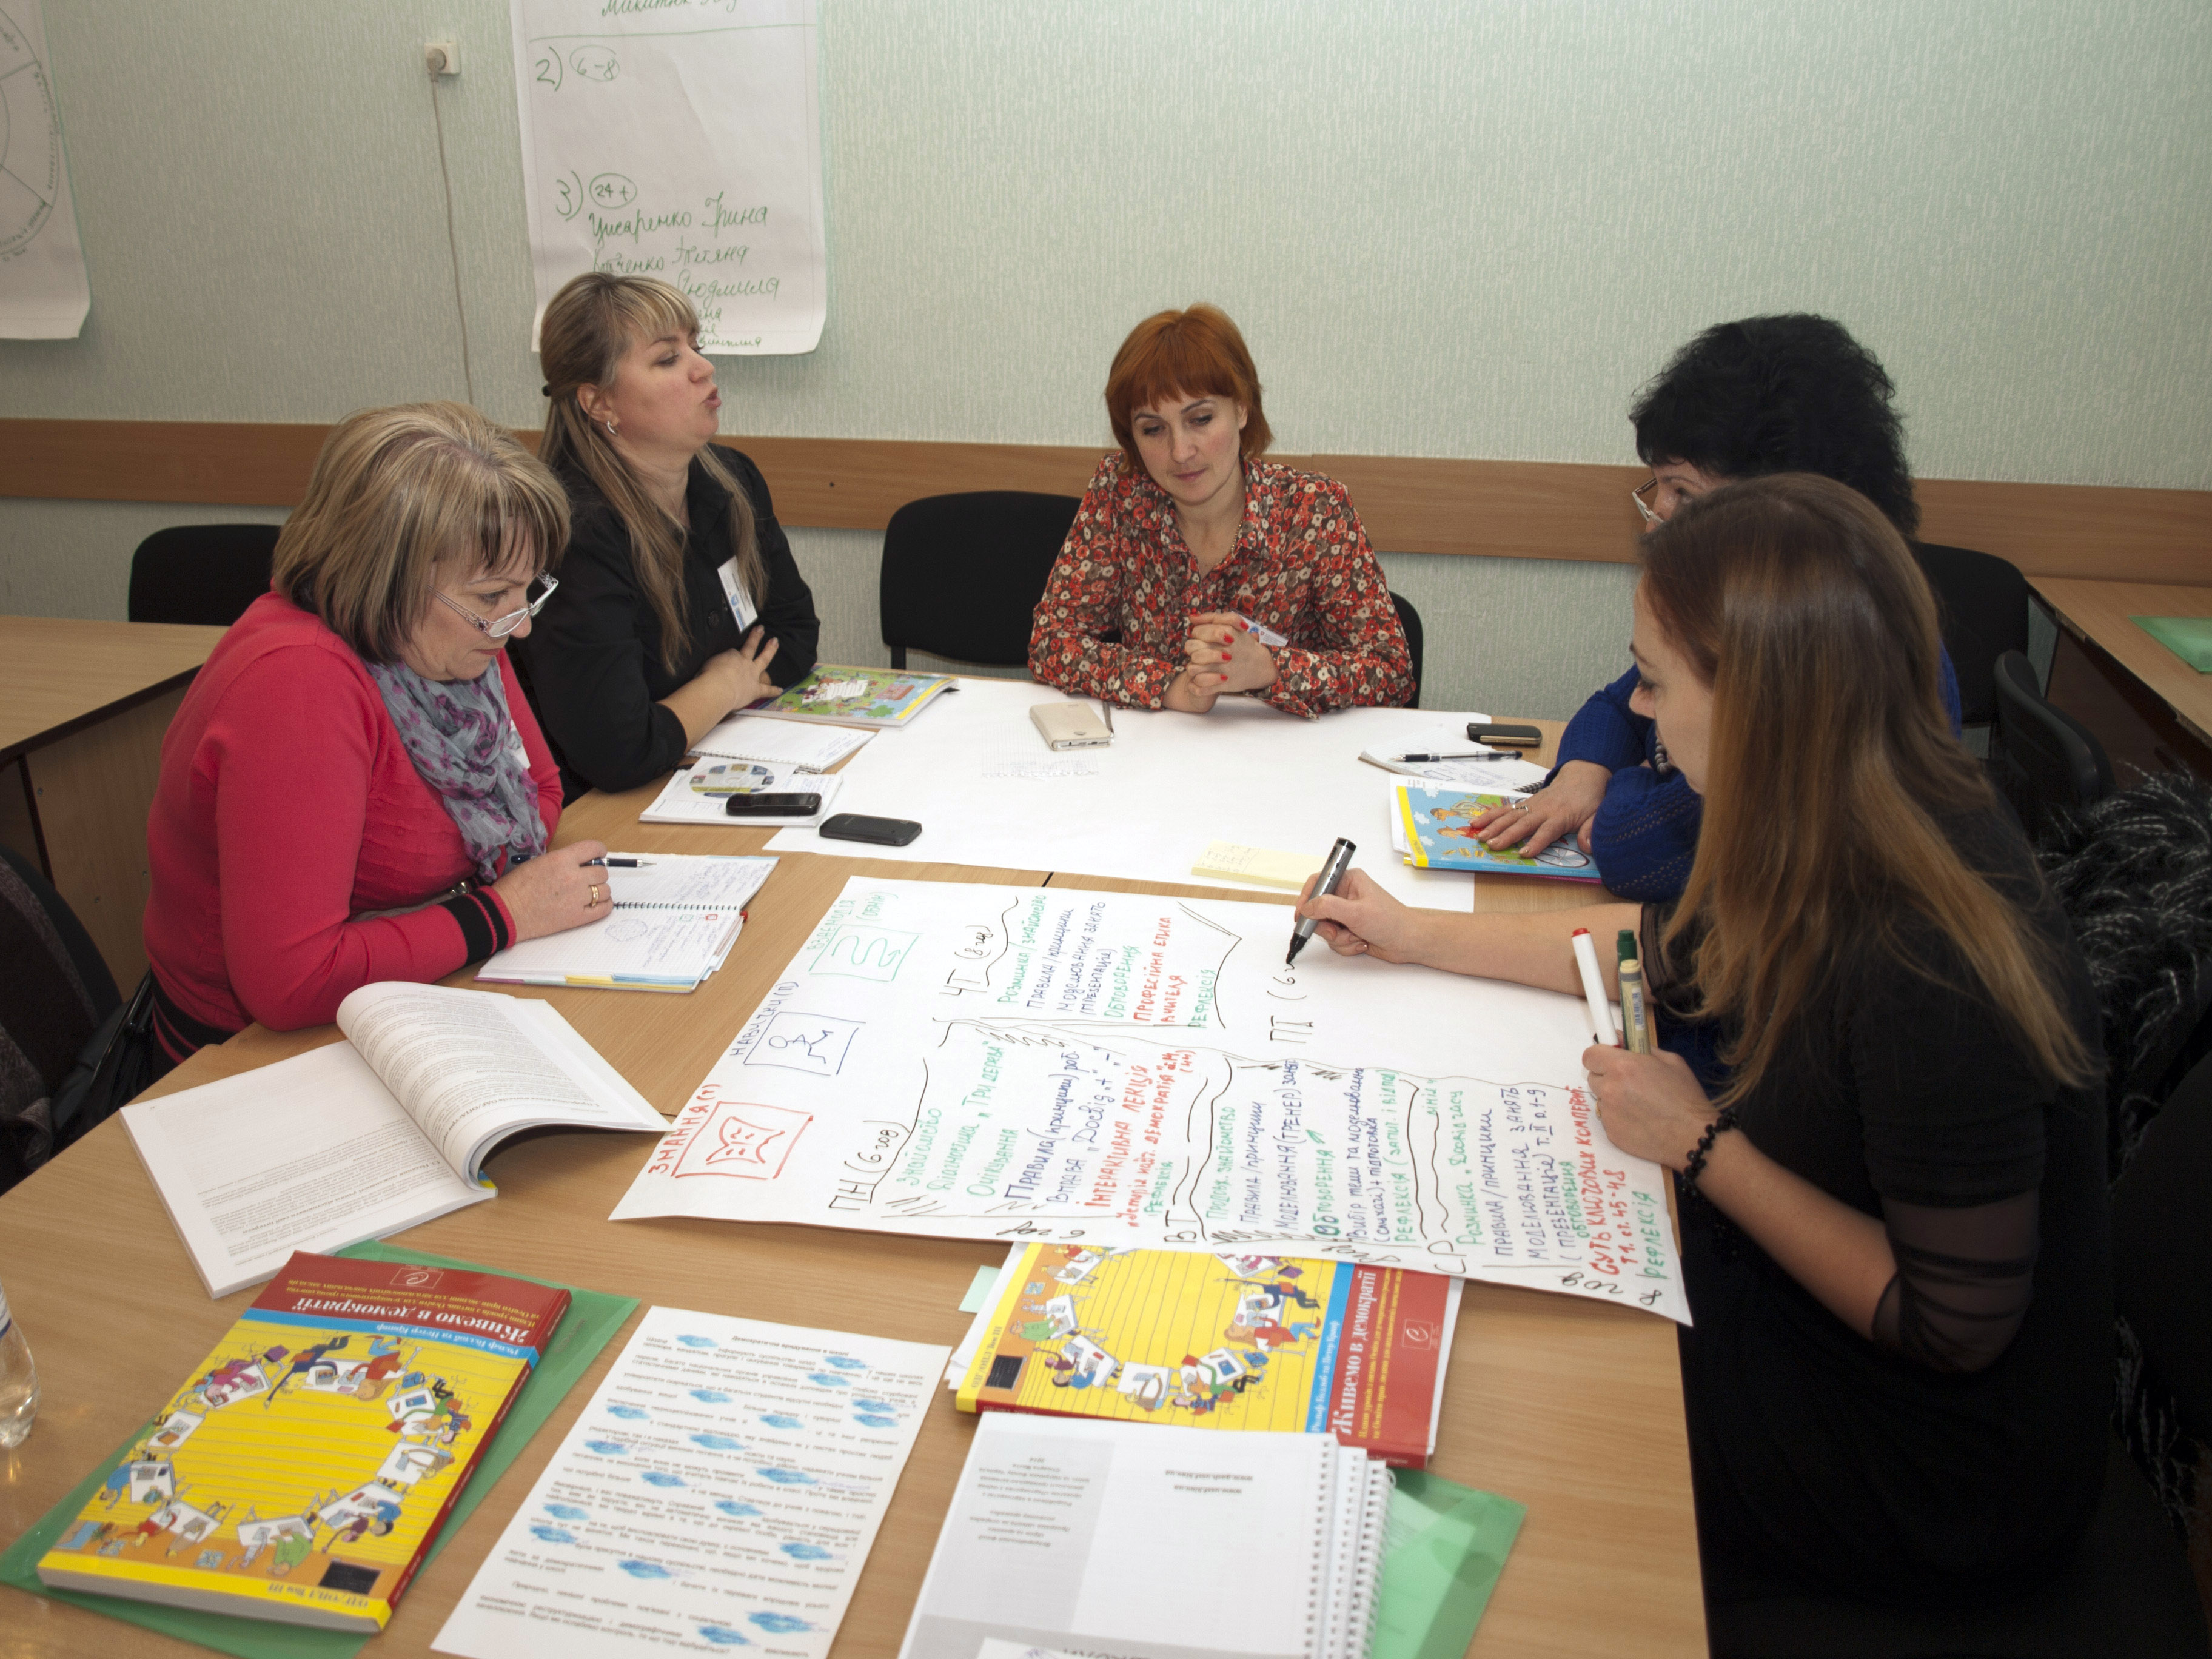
top-left (1641, 473), bottom-right (2094, 1104)
top-left (273, 402), bottom-right (568, 664)
top-left (538, 272), bottom-right (760, 672)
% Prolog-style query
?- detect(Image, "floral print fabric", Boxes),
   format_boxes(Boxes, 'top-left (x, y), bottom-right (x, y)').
top-left (365, 659), bottom-right (548, 883)
top-left (1028, 454), bottom-right (1415, 719)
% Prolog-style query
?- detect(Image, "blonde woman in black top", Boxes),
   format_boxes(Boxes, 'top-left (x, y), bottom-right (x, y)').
top-left (519, 273), bottom-right (819, 797)
top-left (1298, 474), bottom-right (2107, 1615)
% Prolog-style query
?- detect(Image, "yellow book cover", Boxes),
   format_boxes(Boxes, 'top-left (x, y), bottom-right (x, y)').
top-left (36, 1250), bottom-right (568, 1631)
top-left (957, 1243), bottom-right (1453, 1466)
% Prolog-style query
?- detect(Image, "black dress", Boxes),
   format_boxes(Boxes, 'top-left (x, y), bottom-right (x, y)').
top-left (517, 447), bottom-right (819, 798)
top-left (1653, 805), bottom-right (2110, 1607)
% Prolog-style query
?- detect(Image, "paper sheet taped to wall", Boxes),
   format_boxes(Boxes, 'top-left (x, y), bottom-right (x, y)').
top-left (611, 877), bottom-right (1689, 1323)
top-left (508, 0), bottom-right (826, 355)
top-left (0, 0), bottom-right (90, 338)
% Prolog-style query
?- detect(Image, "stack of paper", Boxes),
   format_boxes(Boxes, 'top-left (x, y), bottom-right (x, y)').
top-left (437, 1309), bottom-right (945, 1659)
top-left (476, 854), bottom-right (776, 990)
top-left (902, 1415), bottom-right (1393, 1659)
top-left (642, 760), bottom-right (844, 826)
top-left (692, 715), bottom-right (873, 771)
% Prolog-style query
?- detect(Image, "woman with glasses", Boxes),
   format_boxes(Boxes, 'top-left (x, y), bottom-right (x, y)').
top-left (142, 402), bottom-right (613, 1068)
top-left (1469, 315), bottom-right (1962, 903)
top-left (517, 273), bottom-right (819, 798)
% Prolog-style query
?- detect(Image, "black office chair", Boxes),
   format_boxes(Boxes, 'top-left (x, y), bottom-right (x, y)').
top-left (0, 845), bottom-right (121, 1195)
top-left (1991, 650), bottom-right (2114, 842)
top-left (1390, 592), bottom-right (1423, 709)
top-left (1911, 541), bottom-right (2029, 729)
top-left (880, 492), bottom-right (1081, 670)
top-left (127, 523), bottom-right (281, 626)
top-left (2039, 771), bottom-right (2212, 1178)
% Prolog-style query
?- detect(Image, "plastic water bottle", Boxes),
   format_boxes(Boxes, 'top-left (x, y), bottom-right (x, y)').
top-left (0, 1280), bottom-right (37, 1449)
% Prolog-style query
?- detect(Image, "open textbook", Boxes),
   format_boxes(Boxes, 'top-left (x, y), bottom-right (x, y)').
top-left (611, 879), bottom-right (1686, 1322)
top-left (125, 984), bottom-right (667, 1296)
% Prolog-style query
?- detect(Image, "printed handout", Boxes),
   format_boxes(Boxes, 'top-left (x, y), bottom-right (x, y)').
top-left (434, 1307), bottom-right (944, 1659)
top-left (612, 879), bottom-right (1686, 1322)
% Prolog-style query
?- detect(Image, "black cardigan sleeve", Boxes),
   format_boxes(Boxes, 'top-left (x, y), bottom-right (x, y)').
top-left (716, 444), bottom-right (819, 691)
top-left (518, 496), bottom-right (694, 795)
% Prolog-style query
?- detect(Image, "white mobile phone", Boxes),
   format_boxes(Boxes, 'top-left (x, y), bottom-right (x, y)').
top-left (1029, 702), bottom-right (1113, 751)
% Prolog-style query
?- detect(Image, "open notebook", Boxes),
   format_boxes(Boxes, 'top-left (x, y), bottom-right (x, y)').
top-left (475, 854), bottom-right (777, 991)
top-left (902, 1415), bottom-right (1392, 1659)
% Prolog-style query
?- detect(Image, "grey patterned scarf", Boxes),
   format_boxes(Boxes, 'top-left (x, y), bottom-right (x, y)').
top-left (365, 660), bottom-right (548, 883)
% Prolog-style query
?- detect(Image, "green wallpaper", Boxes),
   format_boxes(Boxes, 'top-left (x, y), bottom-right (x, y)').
top-left (3, 1), bottom-right (2204, 706)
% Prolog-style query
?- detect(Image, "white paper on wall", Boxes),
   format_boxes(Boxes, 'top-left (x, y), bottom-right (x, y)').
top-left (508, 0), bottom-right (826, 355)
top-left (612, 877), bottom-right (1689, 1323)
top-left (0, 0), bottom-right (89, 338)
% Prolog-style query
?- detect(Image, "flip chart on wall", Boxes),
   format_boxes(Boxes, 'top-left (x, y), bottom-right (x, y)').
top-left (0, 1), bottom-right (89, 338)
top-left (508, 0), bottom-right (826, 354)
top-left (612, 878), bottom-right (1687, 1323)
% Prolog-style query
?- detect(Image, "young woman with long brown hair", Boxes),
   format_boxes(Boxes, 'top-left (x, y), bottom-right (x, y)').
top-left (517, 273), bottom-right (819, 797)
top-left (1297, 474), bottom-right (2108, 1613)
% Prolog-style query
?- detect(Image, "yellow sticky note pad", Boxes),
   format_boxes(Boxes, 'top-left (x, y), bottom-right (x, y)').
top-left (1191, 841), bottom-right (1324, 891)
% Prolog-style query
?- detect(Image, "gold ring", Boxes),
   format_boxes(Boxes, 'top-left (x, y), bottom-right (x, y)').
top-left (587, 883), bottom-right (602, 908)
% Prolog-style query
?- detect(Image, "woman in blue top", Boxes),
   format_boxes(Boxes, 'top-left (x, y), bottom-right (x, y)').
top-left (1474, 315), bottom-right (1963, 902)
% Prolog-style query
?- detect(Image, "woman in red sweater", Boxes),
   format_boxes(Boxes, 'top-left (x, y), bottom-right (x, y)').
top-left (143, 402), bottom-right (615, 1065)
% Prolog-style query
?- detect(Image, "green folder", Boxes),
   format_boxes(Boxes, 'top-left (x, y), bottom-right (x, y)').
top-left (2131, 615), bottom-right (2212, 673)
top-left (0, 1242), bottom-right (638, 1659)
top-left (1369, 1470), bottom-right (1528, 1659)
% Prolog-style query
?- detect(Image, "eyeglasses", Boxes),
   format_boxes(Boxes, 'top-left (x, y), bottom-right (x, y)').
top-left (1632, 477), bottom-right (1666, 526)
top-left (436, 574), bottom-right (559, 640)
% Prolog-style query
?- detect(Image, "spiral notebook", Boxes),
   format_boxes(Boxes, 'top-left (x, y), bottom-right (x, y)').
top-left (901, 1415), bottom-right (1393, 1659)
top-left (474, 854), bottom-right (777, 991)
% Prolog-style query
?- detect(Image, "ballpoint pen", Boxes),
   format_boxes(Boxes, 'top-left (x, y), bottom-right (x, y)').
top-left (1396, 751), bottom-right (1508, 763)
top-left (581, 857), bottom-right (653, 868)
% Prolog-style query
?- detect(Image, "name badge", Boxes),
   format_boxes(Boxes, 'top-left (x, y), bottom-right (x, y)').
top-left (716, 558), bottom-right (759, 634)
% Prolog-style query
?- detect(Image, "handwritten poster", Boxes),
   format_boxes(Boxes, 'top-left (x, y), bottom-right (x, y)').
top-left (507, 0), bottom-right (826, 354)
top-left (612, 879), bottom-right (1689, 1323)
top-left (434, 1308), bottom-right (943, 1659)
top-left (0, 0), bottom-right (89, 337)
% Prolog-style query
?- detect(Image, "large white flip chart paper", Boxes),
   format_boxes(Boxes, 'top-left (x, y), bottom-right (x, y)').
top-left (508, 0), bottom-right (826, 354)
top-left (613, 878), bottom-right (1688, 1322)
top-left (0, 1), bottom-right (89, 337)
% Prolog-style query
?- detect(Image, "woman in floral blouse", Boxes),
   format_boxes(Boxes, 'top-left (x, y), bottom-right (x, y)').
top-left (1028, 304), bottom-right (1413, 719)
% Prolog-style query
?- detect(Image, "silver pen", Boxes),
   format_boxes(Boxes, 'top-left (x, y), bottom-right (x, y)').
top-left (1286, 837), bottom-right (1357, 965)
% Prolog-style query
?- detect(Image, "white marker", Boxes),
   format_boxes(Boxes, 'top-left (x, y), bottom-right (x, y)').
top-left (1570, 927), bottom-right (1617, 1047)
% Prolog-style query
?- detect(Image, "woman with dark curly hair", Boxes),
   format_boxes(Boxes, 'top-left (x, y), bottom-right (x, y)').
top-left (1470, 315), bottom-right (1963, 903)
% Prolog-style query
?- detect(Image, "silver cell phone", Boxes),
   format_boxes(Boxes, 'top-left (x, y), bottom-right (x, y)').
top-left (1030, 702), bottom-right (1113, 750)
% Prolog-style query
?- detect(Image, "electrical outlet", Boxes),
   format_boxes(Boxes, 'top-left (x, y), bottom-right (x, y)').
top-left (424, 39), bottom-right (460, 78)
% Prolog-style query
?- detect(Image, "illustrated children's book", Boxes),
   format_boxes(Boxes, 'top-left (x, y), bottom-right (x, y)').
top-left (1394, 783), bottom-right (1607, 882)
top-left (956, 1244), bottom-right (1460, 1467)
top-left (739, 665), bottom-right (957, 729)
top-left (36, 1251), bottom-right (569, 1631)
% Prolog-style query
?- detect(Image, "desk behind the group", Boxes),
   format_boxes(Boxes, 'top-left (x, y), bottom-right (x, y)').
top-left (0, 617), bottom-right (229, 988)
top-left (0, 717), bottom-right (1707, 1659)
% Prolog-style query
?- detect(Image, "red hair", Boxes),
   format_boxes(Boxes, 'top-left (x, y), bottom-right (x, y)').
top-left (1104, 304), bottom-right (1273, 471)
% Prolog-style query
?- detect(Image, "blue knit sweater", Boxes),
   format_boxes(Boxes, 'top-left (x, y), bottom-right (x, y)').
top-left (1555, 648), bottom-right (1964, 904)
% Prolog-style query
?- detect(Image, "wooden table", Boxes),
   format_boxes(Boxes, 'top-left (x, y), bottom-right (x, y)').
top-left (0, 721), bottom-right (1706, 1658)
top-left (0, 617), bottom-right (229, 987)
top-left (2030, 578), bottom-right (2212, 780)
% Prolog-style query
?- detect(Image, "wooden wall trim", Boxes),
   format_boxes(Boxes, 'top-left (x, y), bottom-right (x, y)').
top-left (4, 418), bottom-right (2206, 582)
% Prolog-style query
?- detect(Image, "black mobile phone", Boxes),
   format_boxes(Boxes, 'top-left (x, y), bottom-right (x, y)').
top-left (723, 792), bottom-right (822, 817)
top-left (819, 813), bottom-right (922, 846)
top-left (1468, 722), bottom-right (1544, 748)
